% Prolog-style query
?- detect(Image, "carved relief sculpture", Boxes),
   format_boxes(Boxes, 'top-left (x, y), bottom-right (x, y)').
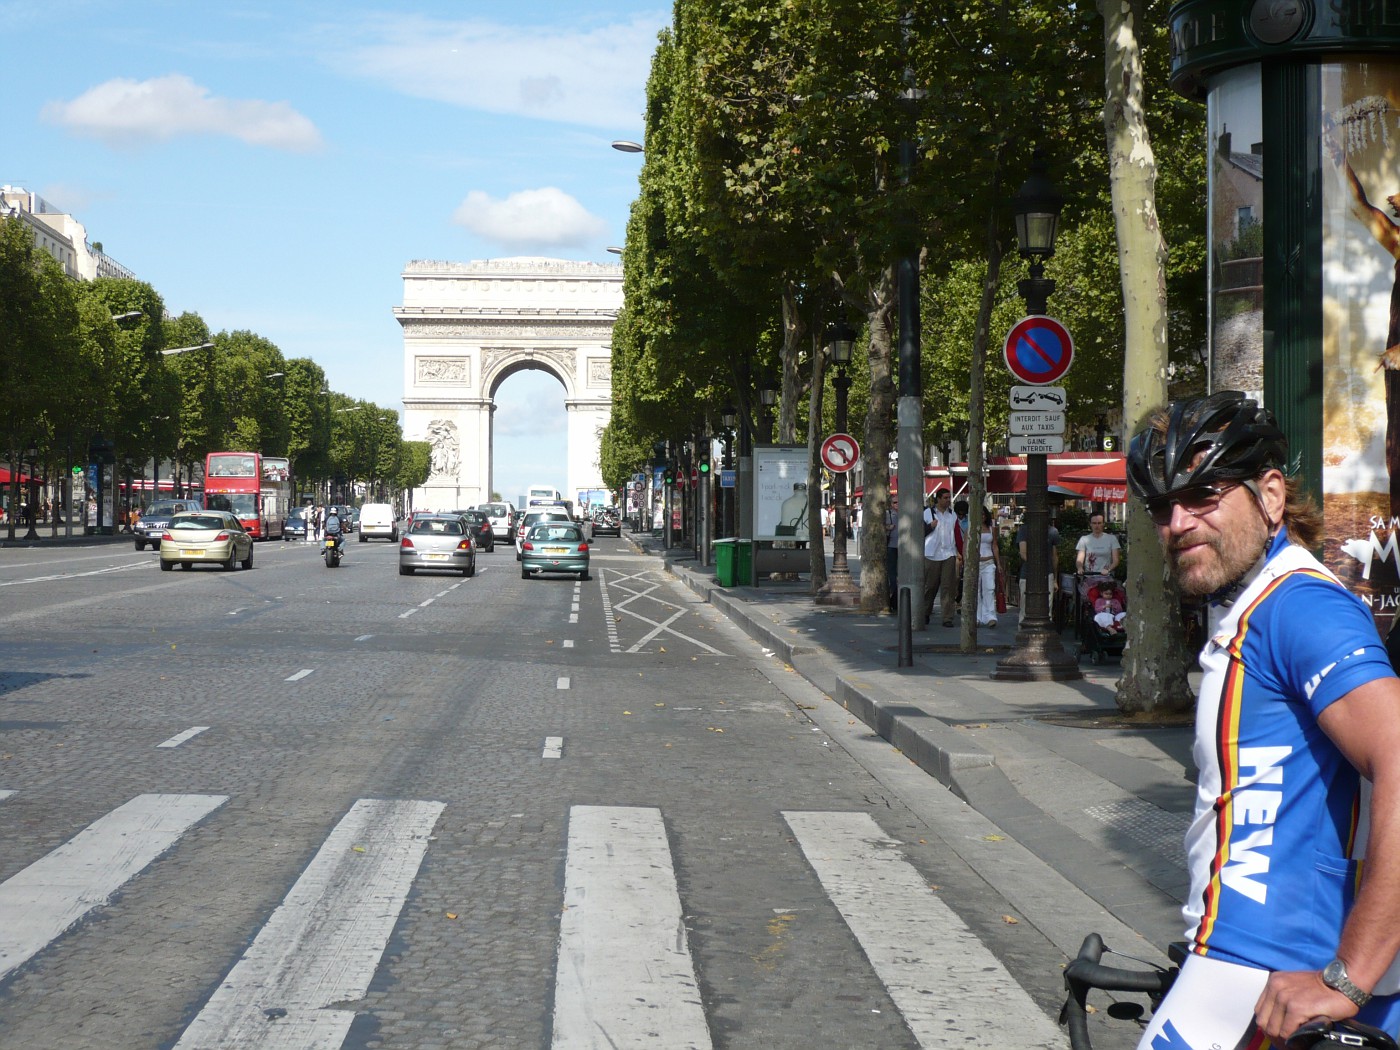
top-left (426, 419), bottom-right (461, 478)
top-left (416, 357), bottom-right (470, 385)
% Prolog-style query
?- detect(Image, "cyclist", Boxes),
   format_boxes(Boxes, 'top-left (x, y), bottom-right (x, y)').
top-left (1126, 392), bottom-right (1400, 1046)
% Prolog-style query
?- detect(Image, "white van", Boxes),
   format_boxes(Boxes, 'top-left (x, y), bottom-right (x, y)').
top-left (358, 503), bottom-right (398, 542)
top-left (480, 501), bottom-right (517, 541)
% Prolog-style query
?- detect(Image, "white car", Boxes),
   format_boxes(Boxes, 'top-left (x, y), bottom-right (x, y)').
top-left (359, 503), bottom-right (398, 542)
top-left (479, 501), bottom-right (516, 542)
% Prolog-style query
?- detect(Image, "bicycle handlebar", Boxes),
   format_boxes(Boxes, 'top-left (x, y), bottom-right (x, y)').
top-left (1062, 934), bottom-right (1399, 1050)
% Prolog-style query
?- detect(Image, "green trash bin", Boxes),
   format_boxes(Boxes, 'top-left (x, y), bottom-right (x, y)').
top-left (714, 538), bottom-right (736, 587)
top-left (735, 539), bottom-right (753, 587)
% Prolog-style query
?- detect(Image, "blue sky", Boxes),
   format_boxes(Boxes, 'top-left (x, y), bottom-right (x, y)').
top-left (4, 0), bottom-right (664, 501)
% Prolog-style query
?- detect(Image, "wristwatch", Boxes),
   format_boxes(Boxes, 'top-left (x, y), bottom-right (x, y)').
top-left (1321, 958), bottom-right (1372, 1008)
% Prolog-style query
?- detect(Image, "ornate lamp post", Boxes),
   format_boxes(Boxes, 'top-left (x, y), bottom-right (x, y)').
top-left (816, 321), bottom-right (860, 606)
top-left (759, 387), bottom-right (778, 443)
top-left (994, 158), bottom-right (1081, 682)
top-left (23, 444), bottom-right (40, 541)
top-left (721, 405), bottom-right (737, 539)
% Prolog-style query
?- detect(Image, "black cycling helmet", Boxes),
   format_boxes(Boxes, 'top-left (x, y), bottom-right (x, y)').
top-left (1126, 390), bottom-right (1288, 502)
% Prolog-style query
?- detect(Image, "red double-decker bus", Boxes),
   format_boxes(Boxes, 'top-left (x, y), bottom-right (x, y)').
top-left (204, 452), bottom-right (290, 540)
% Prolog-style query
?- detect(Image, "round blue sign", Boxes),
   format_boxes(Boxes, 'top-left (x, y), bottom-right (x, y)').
top-left (1003, 315), bottom-right (1074, 385)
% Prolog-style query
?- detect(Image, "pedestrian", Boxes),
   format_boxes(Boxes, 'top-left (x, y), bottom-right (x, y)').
top-left (312, 505), bottom-right (323, 542)
top-left (1015, 511), bottom-right (1060, 624)
top-left (884, 500), bottom-right (899, 612)
top-left (1126, 391), bottom-right (1400, 1046)
top-left (921, 488), bottom-right (962, 628)
top-left (1075, 512), bottom-right (1122, 577)
top-left (975, 518), bottom-right (1001, 628)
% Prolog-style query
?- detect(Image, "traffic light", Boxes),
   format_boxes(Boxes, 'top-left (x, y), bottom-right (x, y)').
top-left (698, 448), bottom-right (711, 475)
top-left (664, 469), bottom-right (675, 487)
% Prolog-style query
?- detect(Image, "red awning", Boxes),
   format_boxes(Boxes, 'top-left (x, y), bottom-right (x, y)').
top-left (0, 467), bottom-right (37, 485)
top-left (1055, 458), bottom-right (1128, 502)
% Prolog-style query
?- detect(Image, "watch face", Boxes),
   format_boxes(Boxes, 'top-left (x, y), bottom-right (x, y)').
top-left (1324, 960), bottom-right (1345, 983)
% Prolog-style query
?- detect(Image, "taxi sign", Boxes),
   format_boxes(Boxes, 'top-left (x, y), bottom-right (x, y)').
top-left (1003, 316), bottom-right (1074, 385)
top-left (1010, 385), bottom-right (1067, 411)
top-left (1010, 411), bottom-right (1066, 436)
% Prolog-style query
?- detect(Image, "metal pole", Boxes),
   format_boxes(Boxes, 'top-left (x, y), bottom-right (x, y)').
top-left (817, 367), bottom-right (859, 605)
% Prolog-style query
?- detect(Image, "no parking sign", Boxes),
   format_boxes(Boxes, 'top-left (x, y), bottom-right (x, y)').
top-left (1003, 315), bottom-right (1074, 386)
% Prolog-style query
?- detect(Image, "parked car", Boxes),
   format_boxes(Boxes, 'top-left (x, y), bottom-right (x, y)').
top-left (159, 510), bottom-right (254, 571)
top-left (591, 507), bottom-right (622, 537)
top-left (455, 510), bottom-right (495, 552)
top-left (520, 522), bottom-right (590, 580)
top-left (514, 509), bottom-right (573, 560)
top-left (398, 515), bottom-right (476, 577)
top-left (358, 502), bottom-right (397, 542)
top-left (283, 505), bottom-right (310, 541)
top-left (134, 499), bottom-right (202, 551)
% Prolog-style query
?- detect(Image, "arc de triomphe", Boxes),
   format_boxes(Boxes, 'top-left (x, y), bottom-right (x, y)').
top-left (394, 257), bottom-right (622, 510)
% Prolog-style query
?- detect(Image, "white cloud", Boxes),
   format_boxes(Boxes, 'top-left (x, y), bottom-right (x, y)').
top-left (453, 187), bottom-right (606, 249)
top-left (329, 14), bottom-right (660, 130)
top-left (41, 74), bottom-right (324, 152)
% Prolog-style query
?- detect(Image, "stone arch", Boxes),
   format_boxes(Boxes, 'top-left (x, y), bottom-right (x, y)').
top-left (395, 258), bottom-right (621, 510)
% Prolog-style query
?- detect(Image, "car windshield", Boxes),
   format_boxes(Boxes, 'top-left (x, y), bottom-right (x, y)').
top-left (287, 507), bottom-right (307, 521)
top-left (142, 502), bottom-right (188, 518)
top-left (532, 526), bottom-right (582, 542)
top-left (171, 515), bottom-right (227, 530)
top-left (206, 493), bottom-right (257, 517)
top-left (411, 519), bottom-right (463, 535)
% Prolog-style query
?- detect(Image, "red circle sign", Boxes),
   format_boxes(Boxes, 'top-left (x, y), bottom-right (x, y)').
top-left (820, 433), bottom-right (861, 473)
top-left (1003, 315), bottom-right (1074, 385)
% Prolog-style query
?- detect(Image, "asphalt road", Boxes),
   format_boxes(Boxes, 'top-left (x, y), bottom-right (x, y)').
top-left (0, 534), bottom-right (1108, 1049)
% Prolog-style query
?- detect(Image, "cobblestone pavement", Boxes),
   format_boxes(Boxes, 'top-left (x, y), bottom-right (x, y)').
top-left (0, 537), bottom-right (1139, 1049)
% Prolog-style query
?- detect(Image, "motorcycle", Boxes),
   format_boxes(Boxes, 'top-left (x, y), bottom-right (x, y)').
top-left (323, 531), bottom-right (343, 568)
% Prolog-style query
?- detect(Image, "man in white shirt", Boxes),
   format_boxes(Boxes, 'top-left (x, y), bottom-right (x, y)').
top-left (922, 488), bottom-right (962, 627)
top-left (1075, 513), bottom-right (1122, 576)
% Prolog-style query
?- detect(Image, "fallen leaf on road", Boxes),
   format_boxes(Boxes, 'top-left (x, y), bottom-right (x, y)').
top-left (707, 727), bottom-right (724, 733)
top-left (352, 845), bottom-right (366, 853)
top-left (1002, 915), bottom-right (1019, 925)
top-left (983, 834), bottom-right (1005, 842)
top-left (655, 702), bottom-right (665, 707)
top-left (623, 710), bottom-right (632, 715)
top-left (445, 912), bottom-right (458, 920)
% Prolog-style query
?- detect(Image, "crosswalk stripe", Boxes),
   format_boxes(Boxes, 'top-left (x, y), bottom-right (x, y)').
top-left (554, 805), bottom-right (711, 1049)
top-left (783, 811), bottom-right (1062, 1048)
top-left (0, 793), bottom-right (229, 982)
top-left (174, 798), bottom-right (444, 1050)
top-left (0, 790), bottom-right (13, 802)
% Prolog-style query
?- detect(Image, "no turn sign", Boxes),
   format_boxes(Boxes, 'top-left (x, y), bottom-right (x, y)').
top-left (1003, 315), bottom-right (1074, 385)
top-left (820, 432), bottom-right (861, 473)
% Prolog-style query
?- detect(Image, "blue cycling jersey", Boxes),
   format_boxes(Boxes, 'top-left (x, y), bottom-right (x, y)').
top-left (1184, 531), bottom-right (1398, 990)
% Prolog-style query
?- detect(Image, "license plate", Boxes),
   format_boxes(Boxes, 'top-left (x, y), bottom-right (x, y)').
top-left (544, 547), bottom-right (568, 554)
top-left (180, 549), bottom-right (201, 556)
top-left (425, 553), bottom-right (447, 560)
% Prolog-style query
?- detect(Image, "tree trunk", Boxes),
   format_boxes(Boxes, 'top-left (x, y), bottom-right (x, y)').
top-left (778, 282), bottom-right (807, 444)
top-left (857, 267), bottom-right (898, 614)
top-left (1100, 0), bottom-right (1194, 714)
top-left (960, 210), bottom-right (1005, 651)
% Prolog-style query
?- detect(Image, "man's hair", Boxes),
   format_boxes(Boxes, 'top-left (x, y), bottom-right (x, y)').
top-left (1140, 406), bottom-right (1323, 548)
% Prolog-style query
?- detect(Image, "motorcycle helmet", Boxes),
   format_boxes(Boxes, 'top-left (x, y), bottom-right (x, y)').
top-left (1126, 390), bottom-right (1288, 502)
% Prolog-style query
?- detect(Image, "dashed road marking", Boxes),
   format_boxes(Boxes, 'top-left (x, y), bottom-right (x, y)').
top-left (543, 737), bottom-right (564, 759)
top-left (0, 790), bottom-right (14, 803)
top-left (553, 806), bottom-right (711, 1049)
top-left (0, 793), bottom-right (229, 982)
top-left (354, 634), bottom-right (373, 642)
top-left (158, 726), bottom-right (211, 749)
top-left (569, 614), bottom-right (578, 624)
top-left (557, 677), bottom-right (570, 690)
top-left (419, 598), bottom-right (435, 607)
top-left (399, 608), bottom-right (418, 619)
top-left (563, 640), bottom-right (574, 648)
top-left (285, 669), bottom-right (314, 682)
top-left (174, 798), bottom-right (444, 1049)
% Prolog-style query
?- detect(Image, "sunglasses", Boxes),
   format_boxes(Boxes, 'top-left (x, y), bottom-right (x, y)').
top-left (1144, 482), bottom-right (1239, 526)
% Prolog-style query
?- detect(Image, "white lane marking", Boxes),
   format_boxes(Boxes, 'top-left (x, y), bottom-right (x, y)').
top-left (227, 608), bottom-right (246, 617)
top-left (158, 726), bottom-right (211, 749)
top-left (354, 635), bottom-right (373, 642)
top-left (0, 562), bottom-right (149, 588)
top-left (419, 598), bottom-right (435, 607)
top-left (553, 806), bottom-right (711, 1049)
top-left (557, 677), bottom-right (570, 690)
top-left (0, 790), bottom-right (14, 802)
top-left (569, 614), bottom-right (578, 624)
top-left (783, 811), bottom-right (1062, 1048)
top-left (542, 737), bottom-right (564, 759)
top-left (285, 669), bottom-right (314, 682)
top-left (0, 793), bottom-right (229, 981)
top-left (399, 608), bottom-right (418, 619)
top-left (563, 640), bottom-right (574, 649)
top-left (435, 590), bottom-right (450, 598)
top-left (571, 603), bottom-right (579, 613)
top-left (174, 798), bottom-right (444, 1049)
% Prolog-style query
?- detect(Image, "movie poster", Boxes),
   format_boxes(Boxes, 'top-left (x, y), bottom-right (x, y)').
top-left (1320, 60), bottom-right (1400, 635)
top-left (1208, 66), bottom-right (1265, 399)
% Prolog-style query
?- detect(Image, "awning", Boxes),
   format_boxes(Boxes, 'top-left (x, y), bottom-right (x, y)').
top-left (0, 467), bottom-right (38, 485)
top-left (1054, 458), bottom-right (1128, 503)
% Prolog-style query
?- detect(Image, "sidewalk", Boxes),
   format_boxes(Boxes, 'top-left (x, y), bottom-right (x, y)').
top-left (628, 530), bottom-right (1194, 956)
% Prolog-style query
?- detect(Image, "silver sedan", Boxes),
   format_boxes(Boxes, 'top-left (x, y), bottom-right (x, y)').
top-left (398, 516), bottom-right (477, 576)
top-left (159, 511), bottom-right (254, 571)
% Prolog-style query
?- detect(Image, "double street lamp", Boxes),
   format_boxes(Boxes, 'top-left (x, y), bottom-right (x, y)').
top-left (994, 158), bottom-right (1081, 682)
top-left (816, 322), bottom-right (860, 607)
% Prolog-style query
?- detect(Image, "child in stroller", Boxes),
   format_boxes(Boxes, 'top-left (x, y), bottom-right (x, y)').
top-left (1077, 574), bottom-right (1128, 664)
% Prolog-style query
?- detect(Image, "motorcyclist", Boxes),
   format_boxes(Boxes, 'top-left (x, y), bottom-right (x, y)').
top-left (324, 508), bottom-right (344, 546)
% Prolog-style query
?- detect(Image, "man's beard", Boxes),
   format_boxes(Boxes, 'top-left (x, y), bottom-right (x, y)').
top-left (1169, 521), bottom-right (1269, 598)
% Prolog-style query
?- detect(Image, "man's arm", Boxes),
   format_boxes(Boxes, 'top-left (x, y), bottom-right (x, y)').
top-left (1255, 675), bottom-right (1400, 1039)
top-left (1075, 536), bottom-right (1087, 574)
top-left (1109, 536), bottom-right (1122, 573)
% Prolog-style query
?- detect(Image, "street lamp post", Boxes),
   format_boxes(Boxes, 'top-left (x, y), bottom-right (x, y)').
top-left (816, 322), bottom-right (860, 607)
top-left (721, 405), bottom-right (737, 539)
top-left (994, 158), bottom-right (1081, 682)
top-left (23, 444), bottom-right (40, 540)
top-left (759, 387), bottom-right (778, 444)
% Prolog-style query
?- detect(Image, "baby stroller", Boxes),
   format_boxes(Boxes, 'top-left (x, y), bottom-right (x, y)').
top-left (1076, 574), bottom-right (1128, 665)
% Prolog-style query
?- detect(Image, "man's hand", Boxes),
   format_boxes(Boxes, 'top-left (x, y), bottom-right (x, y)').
top-left (1254, 970), bottom-right (1358, 1042)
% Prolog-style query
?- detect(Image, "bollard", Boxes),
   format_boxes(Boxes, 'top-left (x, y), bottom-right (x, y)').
top-left (897, 586), bottom-right (913, 667)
